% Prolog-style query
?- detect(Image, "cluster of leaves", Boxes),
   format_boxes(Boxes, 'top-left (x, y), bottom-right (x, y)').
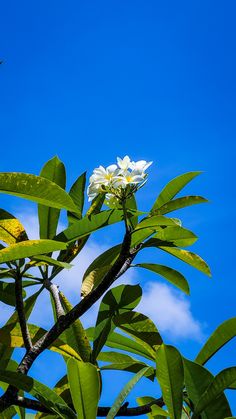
top-left (0, 156), bottom-right (235, 418)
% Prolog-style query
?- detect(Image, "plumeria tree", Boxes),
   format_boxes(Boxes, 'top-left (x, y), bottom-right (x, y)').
top-left (0, 156), bottom-right (235, 418)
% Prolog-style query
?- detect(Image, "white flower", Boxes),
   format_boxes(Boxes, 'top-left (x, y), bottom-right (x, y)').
top-left (130, 159), bottom-right (153, 172)
top-left (87, 164), bottom-right (120, 201)
top-left (117, 155), bottom-right (132, 171)
top-left (90, 164), bottom-right (119, 186)
top-left (87, 156), bottom-right (153, 202)
top-left (115, 169), bottom-right (146, 188)
top-left (87, 182), bottom-right (101, 201)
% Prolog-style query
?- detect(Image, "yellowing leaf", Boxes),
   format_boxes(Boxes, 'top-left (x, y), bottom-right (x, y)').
top-left (159, 247), bottom-right (211, 276)
top-left (81, 265), bottom-right (111, 297)
top-left (0, 209), bottom-right (28, 245)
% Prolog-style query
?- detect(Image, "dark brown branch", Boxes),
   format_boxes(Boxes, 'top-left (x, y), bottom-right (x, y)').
top-left (15, 270), bottom-right (32, 351)
top-left (44, 279), bottom-right (65, 319)
top-left (14, 395), bottom-right (164, 416)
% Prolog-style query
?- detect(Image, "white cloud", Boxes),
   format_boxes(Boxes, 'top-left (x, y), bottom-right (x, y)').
top-left (137, 281), bottom-right (204, 342)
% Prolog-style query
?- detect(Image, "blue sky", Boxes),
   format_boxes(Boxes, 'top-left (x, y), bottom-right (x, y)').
top-left (0, 0), bottom-right (236, 416)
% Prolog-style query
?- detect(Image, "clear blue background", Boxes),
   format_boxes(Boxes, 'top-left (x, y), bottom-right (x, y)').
top-left (0, 0), bottom-right (235, 416)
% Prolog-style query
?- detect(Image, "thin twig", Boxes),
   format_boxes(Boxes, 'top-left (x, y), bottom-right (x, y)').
top-left (14, 270), bottom-right (32, 351)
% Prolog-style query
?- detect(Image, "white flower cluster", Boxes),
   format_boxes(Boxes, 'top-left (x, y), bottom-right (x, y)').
top-left (87, 155), bottom-right (152, 204)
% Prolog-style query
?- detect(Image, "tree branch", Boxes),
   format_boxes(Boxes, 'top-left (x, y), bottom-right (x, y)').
top-left (15, 270), bottom-right (32, 351)
top-left (13, 395), bottom-right (164, 416)
top-left (0, 229), bottom-right (143, 416)
top-left (17, 228), bottom-right (133, 375)
top-left (0, 228), bottom-right (138, 409)
top-left (44, 279), bottom-right (65, 319)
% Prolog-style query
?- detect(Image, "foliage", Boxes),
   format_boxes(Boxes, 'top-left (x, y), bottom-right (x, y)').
top-left (0, 155), bottom-right (234, 418)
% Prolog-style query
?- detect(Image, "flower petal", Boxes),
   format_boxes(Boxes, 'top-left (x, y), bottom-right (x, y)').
top-left (106, 164), bottom-right (118, 173)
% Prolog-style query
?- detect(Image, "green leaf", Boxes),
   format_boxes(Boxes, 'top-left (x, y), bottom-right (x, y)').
top-left (0, 406), bottom-right (17, 418)
top-left (55, 209), bottom-right (124, 243)
top-left (98, 351), bottom-right (155, 380)
top-left (92, 317), bottom-right (113, 363)
top-left (114, 311), bottom-right (162, 353)
top-left (134, 264), bottom-right (190, 294)
top-left (195, 317), bottom-right (236, 365)
top-left (0, 172), bottom-right (78, 212)
top-left (87, 327), bottom-right (155, 361)
top-left (0, 240), bottom-right (67, 264)
top-left (86, 193), bottom-right (105, 216)
top-left (155, 196), bottom-right (208, 215)
top-left (151, 172), bottom-right (202, 212)
top-left (99, 284), bottom-right (142, 316)
top-left (228, 381), bottom-right (236, 389)
top-left (68, 172), bottom-right (86, 223)
top-left (136, 396), bottom-right (169, 418)
top-left (151, 405), bottom-right (169, 418)
top-left (158, 247), bottom-right (211, 276)
top-left (0, 209), bottom-right (28, 245)
top-left (81, 244), bottom-right (121, 297)
top-left (53, 374), bottom-right (70, 400)
top-left (0, 281), bottom-right (26, 306)
top-left (126, 194), bottom-right (138, 228)
top-left (0, 369), bottom-right (76, 418)
top-left (0, 323), bottom-right (81, 360)
top-left (193, 367), bottom-right (236, 417)
top-left (67, 359), bottom-right (99, 419)
top-left (183, 358), bottom-right (232, 419)
top-left (150, 226), bottom-right (198, 247)
top-left (131, 228), bottom-right (156, 247)
top-left (135, 216), bottom-right (180, 231)
top-left (107, 367), bottom-right (151, 419)
top-left (92, 285), bottom-right (142, 361)
top-left (156, 344), bottom-right (184, 419)
top-left (32, 255), bottom-right (72, 269)
top-left (59, 292), bottom-right (91, 362)
top-left (38, 156), bottom-right (66, 239)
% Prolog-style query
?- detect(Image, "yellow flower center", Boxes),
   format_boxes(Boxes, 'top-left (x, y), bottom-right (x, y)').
top-left (126, 175), bottom-right (132, 182)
